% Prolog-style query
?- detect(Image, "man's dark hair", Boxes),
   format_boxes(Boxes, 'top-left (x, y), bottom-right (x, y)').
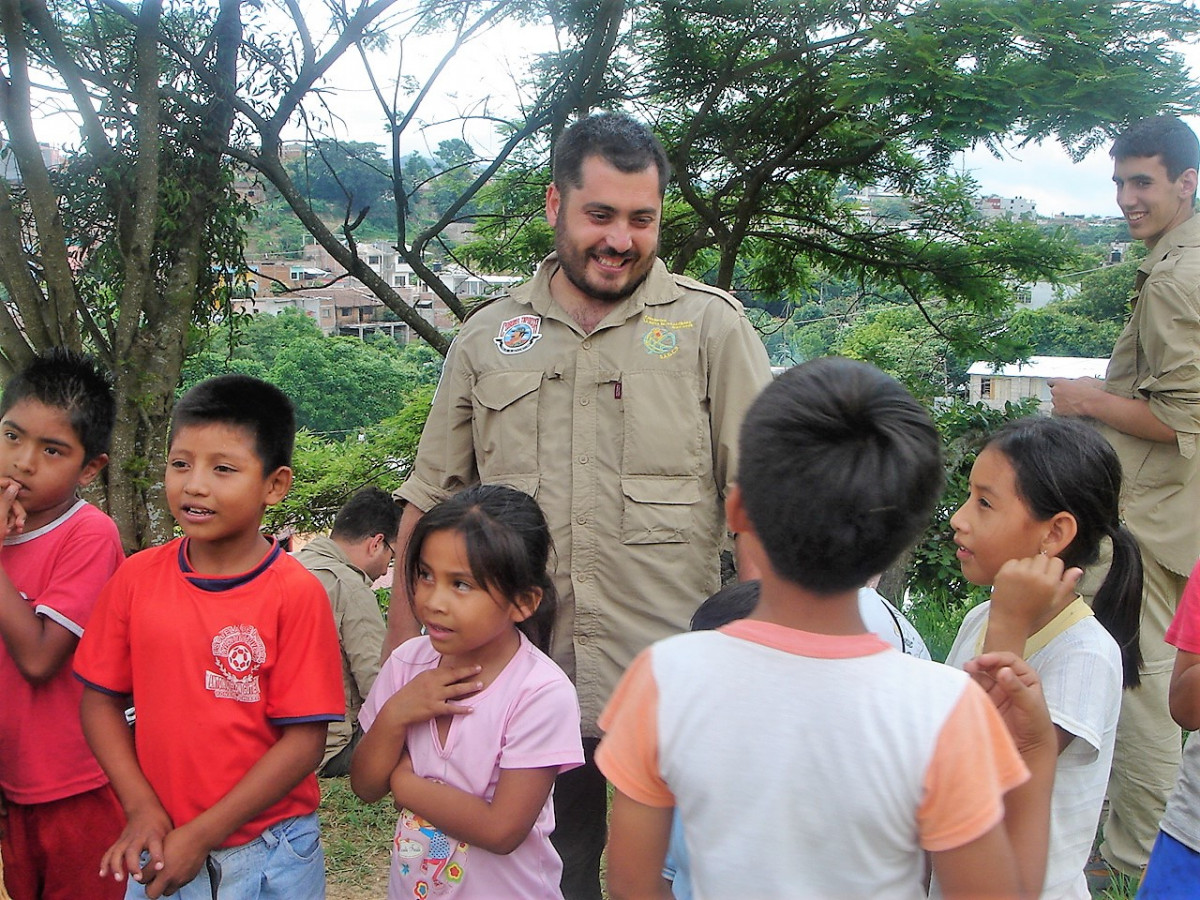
top-left (1, 348), bottom-right (115, 461)
top-left (737, 357), bottom-right (944, 594)
top-left (170, 375), bottom-right (295, 473)
top-left (331, 487), bottom-right (402, 542)
top-left (553, 112), bottom-right (671, 195)
top-left (1111, 115), bottom-right (1200, 182)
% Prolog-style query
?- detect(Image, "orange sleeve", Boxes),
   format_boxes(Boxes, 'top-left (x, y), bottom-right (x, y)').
top-left (595, 650), bottom-right (675, 808)
top-left (918, 680), bottom-right (1030, 852)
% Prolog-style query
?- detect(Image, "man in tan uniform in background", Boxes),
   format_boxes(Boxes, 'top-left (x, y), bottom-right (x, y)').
top-left (1051, 115), bottom-right (1200, 879)
top-left (296, 487), bottom-right (399, 777)
top-left (384, 112), bottom-right (773, 899)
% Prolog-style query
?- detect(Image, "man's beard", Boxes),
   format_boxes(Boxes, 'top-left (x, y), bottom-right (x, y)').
top-left (554, 225), bottom-right (655, 304)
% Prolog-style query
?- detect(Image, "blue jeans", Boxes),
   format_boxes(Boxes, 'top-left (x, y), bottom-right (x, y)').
top-left (125, 813), bottom-right (324, 900)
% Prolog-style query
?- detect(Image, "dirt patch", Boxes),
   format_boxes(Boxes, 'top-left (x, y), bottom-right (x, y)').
top-left (327, 869), bottom-right (389, 900)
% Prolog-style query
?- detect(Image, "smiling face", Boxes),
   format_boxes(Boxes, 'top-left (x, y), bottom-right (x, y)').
top-left (949, 447), bottom-right (1050, 587)
top-left (410, 528), bottom-right (533, 667)
top-left (0, 399), bottom-right (106, 532)
top-left (545, 155), bottom-right (662, 305)
top-left (1113, 153), bottom-right (1197, 249)
top-left (165, 422), bottom-right (291, 572)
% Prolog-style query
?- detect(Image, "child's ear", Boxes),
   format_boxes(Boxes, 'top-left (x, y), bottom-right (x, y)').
top-left (77, 453), bottom-right (108, 489)
top-left (509, 586), bottom-right (543, 624)
top-left (725, 484), bottom-right (754, 536)
top-left (263, 466), bottom-right (293, 506)
top-left (1042, 511), bottom-right (1078, 558)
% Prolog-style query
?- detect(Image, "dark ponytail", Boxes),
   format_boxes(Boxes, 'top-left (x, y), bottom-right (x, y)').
top-left (987, 417), bottom-right (1143, 687)
top-left (1092, 526), bottom-right (1143, 688)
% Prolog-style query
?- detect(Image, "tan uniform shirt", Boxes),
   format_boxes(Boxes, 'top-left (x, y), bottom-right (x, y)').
top-left (398, 255), bottom-right (773, 733)
top-left (1100, 213), bottom-right (1200, 577)
top-left (294, 536), bottom-right (386, 767)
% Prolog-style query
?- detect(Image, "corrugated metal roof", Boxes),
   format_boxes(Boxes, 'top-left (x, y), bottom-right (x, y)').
top-left (966, 356), bottom-right (1108, 380)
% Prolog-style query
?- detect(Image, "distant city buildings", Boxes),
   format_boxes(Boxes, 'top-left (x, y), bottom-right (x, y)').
top-left (236, 240), bottom-right (520, 342)
top-left (0, 142), bottom-right (63, 182)
top-left (974, 194), bottom-right (1036, 220)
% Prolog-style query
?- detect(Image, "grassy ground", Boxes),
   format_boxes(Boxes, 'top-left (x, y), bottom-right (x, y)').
top-left (320, 777), bottom-right (392, 899)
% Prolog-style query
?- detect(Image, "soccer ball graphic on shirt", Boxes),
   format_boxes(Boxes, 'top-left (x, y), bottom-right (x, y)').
top-left (205, 624), bottom-right (267, 702)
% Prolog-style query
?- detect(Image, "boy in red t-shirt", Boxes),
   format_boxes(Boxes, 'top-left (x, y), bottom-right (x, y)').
top-left (0, 349), bottom-right (126, 900)
top-left (75, 375), bottom-right (344, 899)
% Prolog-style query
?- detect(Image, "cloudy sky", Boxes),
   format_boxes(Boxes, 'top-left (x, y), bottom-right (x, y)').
top-left (333, 21), bottom-right (1200, 221)
top-left (960, 122), bottom-right (1200, 219)
top-left (26, 13), bottom-right (1198, 221)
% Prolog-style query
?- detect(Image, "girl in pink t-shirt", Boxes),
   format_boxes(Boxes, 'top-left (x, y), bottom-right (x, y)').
top-left (353, 484), bottom-right (583, 900)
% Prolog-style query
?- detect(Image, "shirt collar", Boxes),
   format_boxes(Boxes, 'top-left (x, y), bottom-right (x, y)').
top-left (510, 253), bottom-right (683, 325)
top-left (179, 537), bottom-right (283, 592)
top-left (1138, 210), bottom-right (1200, 278)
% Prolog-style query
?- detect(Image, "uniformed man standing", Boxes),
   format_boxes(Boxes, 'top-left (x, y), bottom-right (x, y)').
top-left (1051, 115), bottom-right (1200, 881)
top-left (384, 112), bottom-right (773, 899)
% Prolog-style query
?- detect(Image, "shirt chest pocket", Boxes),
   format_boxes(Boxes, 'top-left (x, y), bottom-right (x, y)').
top-left (619, 370), bottom-right (704, 476)
top-left (618, 370), bottom-right (705, 544)
top-left (471, 370), bottom-right (543, 483)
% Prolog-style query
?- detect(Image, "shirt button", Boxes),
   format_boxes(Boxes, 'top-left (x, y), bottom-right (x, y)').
top-left (576, 515), bottom-right (587, 525)
top-left (578, 634), bottom-right (590, 645)
top-left (576, 572), bottom-right (588, 583)
top-left (578, 455), bottom-right (589, 464)
top-left (582, 340), bottom-right (592, 350)
top-left (580, 397), bottom-right (589, 406)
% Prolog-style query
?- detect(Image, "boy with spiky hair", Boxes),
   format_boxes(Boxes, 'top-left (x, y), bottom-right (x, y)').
top-left (0, 348), bottom-right (125, 900)
top-left (76, 375), bottom-right (343, 899)
top-left (599, 358), bottom-right (1058, 899)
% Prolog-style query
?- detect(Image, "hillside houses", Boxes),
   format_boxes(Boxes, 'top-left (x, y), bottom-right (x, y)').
top-left (234, 241), bottom-right (520, 341)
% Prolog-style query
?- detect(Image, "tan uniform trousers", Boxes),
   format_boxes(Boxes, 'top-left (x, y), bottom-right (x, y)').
top-left (1081, 543), bottom-right (1187, 876)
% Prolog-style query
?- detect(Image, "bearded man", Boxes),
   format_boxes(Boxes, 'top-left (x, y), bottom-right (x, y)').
top-left (384, 112), bottom-right (772, 899)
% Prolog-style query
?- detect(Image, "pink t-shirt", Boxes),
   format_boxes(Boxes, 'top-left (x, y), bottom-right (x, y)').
top-left (1166, 559), bottom-right (1200, 653)
top-left (360, 633), bottom-right (584, 900)
top-left (0, 500), bottom-right (124, 804)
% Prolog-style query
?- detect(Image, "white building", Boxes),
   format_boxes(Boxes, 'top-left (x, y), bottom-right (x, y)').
top-left (967, 356), bottom-right (1108, 413)
top-left (975, 194), bottom-right (1036, 219)
top-left (1013, 280), bottom-right (1080, 310)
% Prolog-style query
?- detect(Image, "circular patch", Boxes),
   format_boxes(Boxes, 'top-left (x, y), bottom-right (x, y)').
top-left (643, 327), bottom-right (677, 356)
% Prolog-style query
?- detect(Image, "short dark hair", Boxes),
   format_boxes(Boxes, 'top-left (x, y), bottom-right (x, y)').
top-left (737, 357), bottom-right (944, 593)
top-left (984, 416), bottom-right (1143, 687)
top-left (1, 348), bottom-right (115, 461)
top-left (331, 487), bottom-right (402, 542)
top-left (170, 375), bottom-right (295, 473)
top-left (691, 580), bottom-right (760, 631)
top-left (1111, 116), bottom-right (1200, 182)
top-left (553, 112), bottom-right (671, 195)
top-left (405, 484), bottom-right (558, 653)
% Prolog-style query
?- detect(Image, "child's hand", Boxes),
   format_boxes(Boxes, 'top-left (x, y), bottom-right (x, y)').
top-left (986, 555), bottom-right (1083, 652)
top-left (964, 651), bottom-right (1056, 760)
top-left (0, 480), bottom-right (26, 536)
top-left (99, 803), bottom-right (173, 885)
top-left (141, 822), bottom-right (213, 899)
top-left (381, 664), bottom-right (483, 728)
